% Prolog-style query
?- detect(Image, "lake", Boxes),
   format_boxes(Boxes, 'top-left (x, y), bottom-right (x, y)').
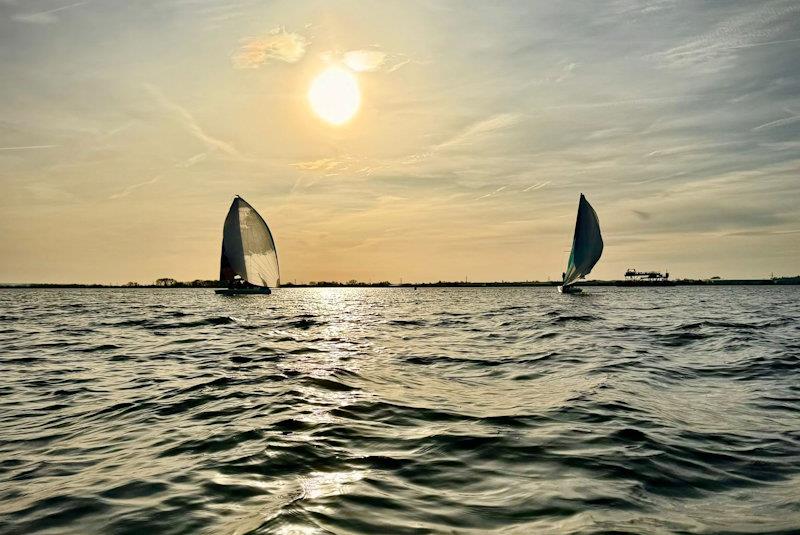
top-left (1, 287), bottom-right (798, 534)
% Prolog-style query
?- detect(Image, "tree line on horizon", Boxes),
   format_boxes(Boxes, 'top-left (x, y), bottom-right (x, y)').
top-left (2, 275), bottom-right (798, 289)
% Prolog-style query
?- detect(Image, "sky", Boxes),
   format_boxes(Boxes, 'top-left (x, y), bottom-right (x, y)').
top-left (0, 0), bottom-right (798, 284)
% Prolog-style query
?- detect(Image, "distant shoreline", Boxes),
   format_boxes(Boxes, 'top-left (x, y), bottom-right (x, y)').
top-left (1, 278), bottom-right (798, 289)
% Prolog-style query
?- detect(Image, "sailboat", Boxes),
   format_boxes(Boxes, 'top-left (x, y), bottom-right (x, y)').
top-left (215, 196), bottom-right (280, 296)
top-left (558, 194), bottom-right (603, 294)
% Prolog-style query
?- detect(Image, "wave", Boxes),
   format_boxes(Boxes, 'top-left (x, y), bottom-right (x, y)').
top-left (550, 314), bottom-right (600, 324)
top-left (1, 286), bottom-right (799, 534)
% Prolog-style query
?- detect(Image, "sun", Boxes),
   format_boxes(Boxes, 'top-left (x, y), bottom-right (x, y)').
top-left (308, 66), bottom-right (360, 125)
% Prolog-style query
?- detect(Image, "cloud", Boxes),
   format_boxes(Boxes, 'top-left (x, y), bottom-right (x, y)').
top-left (645, 142), bottom-right (740, 158)
top-left (476, 185), bottom-right (507, 200)
top-left (176, 152), bottom-right (207, 168)
top-left (296, 113), bottom-right (522, 181)
top-left (657, 2), bottom-right (800, 71)
top-left (724, 228), bottom-right (800, 237)
top-left (522, 181), bottom-right (551, 192)
top-left (26, 182), bottom-right (75, 202)
top-left (292, 158), bottom-right (345, 172)
top-left (291, 155), bottom-right (376, 177)
top-left (544, 96), bottom-right (685, 111)
top-left (110, 152), bottom-right (206, 199)
top-left (548, 62), bottom-right (578, 83)
top-left (752, 110), bottom-right (800, 131)
top-left (726, 37), bottom-right (800, 50)
top-left (0, 145), bottom-right (58, 151)
top-left (386, 57), bottom-right (412, 73)
top-left (11, 1), bottom-right (88, 24)
top-left (343, 50), bottom-right (387, 72)
top-left (324, 48), bottom-right (415, 73)
top-left (109, 174), bottom-right (160, 200)
top-left (144, 84), bottom-right (247, 160)
top-left (232, 27), bottom-right (307, 69)
top-left (436, 113), bottom-right (521, 151)
top-left (475, 181), bottom-right (549, 201)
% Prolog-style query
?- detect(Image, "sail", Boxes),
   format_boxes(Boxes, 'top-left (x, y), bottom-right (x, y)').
top-left (562, 194), bottom-right (603, 287)
top-left (219, 197), bottom-right (280, 287)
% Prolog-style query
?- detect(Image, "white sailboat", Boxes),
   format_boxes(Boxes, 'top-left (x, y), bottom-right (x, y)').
top-left (558, 194), bottom-right (603, 294)
top-left (215, 196), bottom-right (280, 296)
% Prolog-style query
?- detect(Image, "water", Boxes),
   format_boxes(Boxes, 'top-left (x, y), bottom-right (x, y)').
top-left (1, 287), bottom-right (798, 534)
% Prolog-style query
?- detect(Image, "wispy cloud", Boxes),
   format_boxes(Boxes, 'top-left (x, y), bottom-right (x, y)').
top-left (474, 181), bottom-right (549, 201)
top-left (436, 113), bottom-right (521, 151)
top-left (11, 0), bottom-right (88, 24)
top-left (291, 155), bottom-right (376, 177)
top-left (725, 37), bottom-right (800, 50)
top-left (548, 62), bottom-right (578, 83)
top-left (0, 144), bottom-right (58, 151)
top-left (522, 181), bottom-right (551, 192)
top-left (293, 112), bottom-right (523, 182)
top-left (232, 27), bottom-right (307, 69)
top-left (110, 152), bottom-right (206, 199)
top-left (752, 109), bottom-right (800, 131)
top-left (343, 49), bottom-right (387, 72)
top-left (476, 185), bottom-right (507, 200)
top-left (657, 2), bottom-right (800, 71)
top-left (109, 174), bottom-right (160, 200)
top-left (386, 57), bottom-right (413, 73)
top-left (144, 84), bottom-right (246, 160)
top-left (645, 142), bottom-right (739, 158)
top-left (323, 48), bottom-right (416, 73)
top-left (26, 182), bottom-right (75, 202)
top-left (176, 152), bottom-right (207, 168)
top-left (544, 96), bottom-right (685, 111)
top-left (292, 158), bottom-right (346, 172)
top-left (724, 228), bottom-right (800, 237)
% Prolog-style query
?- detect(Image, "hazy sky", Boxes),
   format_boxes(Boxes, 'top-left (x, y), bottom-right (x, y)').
top-left (1, 0), bottom-right (798, 283)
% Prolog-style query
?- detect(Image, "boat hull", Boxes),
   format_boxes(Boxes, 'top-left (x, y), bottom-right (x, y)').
top-left (215, 287), bottom-right (272, 296)
top-left (558, 285), bottom-right (582, 294)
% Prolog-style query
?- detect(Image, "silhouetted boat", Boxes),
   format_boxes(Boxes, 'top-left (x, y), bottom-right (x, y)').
top-left (215, 196), bottom-right (279, 296)
top-left (559, 194), bottom-right (603, 294)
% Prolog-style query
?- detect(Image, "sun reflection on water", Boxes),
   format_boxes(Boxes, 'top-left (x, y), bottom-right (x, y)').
top-left (300, 470), bottom-right (365, 500)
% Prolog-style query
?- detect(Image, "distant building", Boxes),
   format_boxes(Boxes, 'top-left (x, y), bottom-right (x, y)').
top-left (618, 268), bottom-right (674, 286)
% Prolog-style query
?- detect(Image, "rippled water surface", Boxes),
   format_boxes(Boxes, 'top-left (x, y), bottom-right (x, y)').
top-left (1, 287), bottom-right (799, 534)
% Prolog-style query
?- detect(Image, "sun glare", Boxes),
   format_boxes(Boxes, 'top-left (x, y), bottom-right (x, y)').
top-left (308, 67), bottom-right (360, 125)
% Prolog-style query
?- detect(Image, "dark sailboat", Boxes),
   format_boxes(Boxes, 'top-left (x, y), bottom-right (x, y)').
top-left (559, 194), bottom-right (603, 294)
top-left (215, 196), bottom-right (279, 296)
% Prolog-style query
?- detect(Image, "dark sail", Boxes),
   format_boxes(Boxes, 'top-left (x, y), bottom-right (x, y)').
top-left (563, 194), bottom-right (603, 287)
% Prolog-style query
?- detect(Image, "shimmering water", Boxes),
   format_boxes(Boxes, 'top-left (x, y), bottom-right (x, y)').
top-left (1, 287), bottom-right (798, 534)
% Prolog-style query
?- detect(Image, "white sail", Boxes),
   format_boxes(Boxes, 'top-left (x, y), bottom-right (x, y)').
top-left (562, 194), bottom-right (603, 287)
top-left (219, 197), bottom-right (280, 287)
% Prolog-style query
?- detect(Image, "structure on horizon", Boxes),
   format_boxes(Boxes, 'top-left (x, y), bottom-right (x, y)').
top-left (620, 268), bottom-right (674, 286)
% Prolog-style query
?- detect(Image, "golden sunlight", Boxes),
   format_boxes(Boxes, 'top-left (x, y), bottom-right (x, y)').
top-left (308, 66), bottom-right (360, 125)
